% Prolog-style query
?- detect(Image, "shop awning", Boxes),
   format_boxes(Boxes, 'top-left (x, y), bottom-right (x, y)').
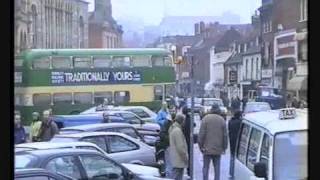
top-left (287, 76), bottom-right (307, 91)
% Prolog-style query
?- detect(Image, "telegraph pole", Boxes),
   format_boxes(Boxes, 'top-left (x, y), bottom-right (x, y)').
top-left (189, 55), bottom-right (194, 179)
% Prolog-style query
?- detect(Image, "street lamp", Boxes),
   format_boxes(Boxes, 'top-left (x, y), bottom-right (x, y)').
top-left (171, 45), bottom-right (177, 97)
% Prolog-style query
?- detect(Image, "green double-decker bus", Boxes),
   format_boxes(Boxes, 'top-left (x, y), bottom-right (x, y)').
top-left (14, 48), bottom-right (176, 124)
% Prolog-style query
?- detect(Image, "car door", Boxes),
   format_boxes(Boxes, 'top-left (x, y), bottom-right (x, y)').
top-left (234, 123), bottom-right (264, 179)
top-left (78, 154), bottom-right (129, 180)
top-left (105, 135), bottom-right (146, 165)
top-left (43, 155), bottom-right (84, 180)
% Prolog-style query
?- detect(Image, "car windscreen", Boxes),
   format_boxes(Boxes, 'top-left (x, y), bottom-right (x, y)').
top-left (244, 103), bottom-right (271, 113)
top-left (15, 154), bottom-right (36, 169)
top-left (203, 99), bottom-right (223, 106)
top-left (50, 137), bottom-right (78, 143)
top-left (273, 131), bottom-right (307, 180)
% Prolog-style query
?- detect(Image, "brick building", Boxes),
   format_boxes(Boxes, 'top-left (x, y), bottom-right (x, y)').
top-left (88, 0), bottom-right (123, 48)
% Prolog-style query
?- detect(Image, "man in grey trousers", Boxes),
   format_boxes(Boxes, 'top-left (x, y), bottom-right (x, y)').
top-left (198, 104), bottom-right (228, 180)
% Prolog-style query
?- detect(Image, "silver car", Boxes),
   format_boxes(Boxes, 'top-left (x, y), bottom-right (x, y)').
top-left (15, 142), bottom-right (162, 178)
top-left (50, 131), bottom-right (157, 166)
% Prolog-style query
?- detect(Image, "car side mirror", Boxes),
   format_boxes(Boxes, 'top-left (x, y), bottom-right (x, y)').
top-left (254, 162), bottom-right (267, 178)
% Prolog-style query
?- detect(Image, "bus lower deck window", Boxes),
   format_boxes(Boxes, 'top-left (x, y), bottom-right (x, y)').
top-left (74, 92), bottom-right (93, 104)
top-left (94, 92), bottom-right (113, 104)
top-left (53, 93), bottom-right (72, 104)
top-left (93, 57), bottom-right (112, 68)
top-left (114, 91), bottom-right (130, 103)
top-left (32, 58), bottom-right (50, 69)
top-left (52, 57), bottom-right (72, 69)
top-left (33, 93), bottom-right (51, 105)
top-left (74, 57), bottom-right (92, 68)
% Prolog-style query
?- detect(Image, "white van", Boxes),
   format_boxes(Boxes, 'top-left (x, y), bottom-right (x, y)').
top-left (234, 108), bottom-right (308, 180)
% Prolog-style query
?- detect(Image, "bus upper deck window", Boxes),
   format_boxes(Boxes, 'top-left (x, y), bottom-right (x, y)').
top-left (74, 57), bottom-right (91, 68)
top-left (164, 56), bottom-right (173, 66)
top-left (32, 58), bottom-right (50, 69)
top-left (52, 57), bottom-right (72, 69)
top-left (132, 56), bottom-right (151, 67)
top-left (113, 57), bottom-right (131, 67)
top-left (93, 57), bottom-right (112, 68)
top-left (151, 56), bottom-right (164, 66)
top-left (15, 59), bottom-right (23, 67)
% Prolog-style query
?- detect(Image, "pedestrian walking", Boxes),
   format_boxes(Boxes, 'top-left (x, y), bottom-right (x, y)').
top-left (182, 106), bottom-right (196, 177)
top-left (292, 95), bottom-right (300, 108)
top-left (14, 114), bottom-right (26, 144)
top-left (169, 114), bottom-right (189, 180)
top-left (228, 110), bottom-right (242, 179)
top-left (198, 104), bottom-right (228, 180)
top-left (38, 110), bottom-right (59, 141)
top-left (29, 112), bottom-right (42, 142)
top-left (231, 96), bottom-right (241, 114)
top-left (157, 112), bottom-right (174, 177)
top-left (242, 95), bottom-right (248, 111)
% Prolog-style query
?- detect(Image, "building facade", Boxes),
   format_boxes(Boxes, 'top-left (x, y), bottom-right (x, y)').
top-left (14, 0), bottom-right (89, 55)
top-left (88, 0), bottom-right (123, 48)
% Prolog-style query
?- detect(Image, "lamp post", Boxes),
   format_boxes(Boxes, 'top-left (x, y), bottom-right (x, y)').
top-left (189, 54), bottom-right (195, 179)
top-left (171, 45), bottom-right (177, 97)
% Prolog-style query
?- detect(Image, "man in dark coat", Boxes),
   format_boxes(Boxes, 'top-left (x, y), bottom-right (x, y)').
top-left (14, 114), bottom-right (26, 144)
top-left (38, 110), bottom-right (59, 142)
top-left (228, 110), bottom-right (242, 178)
top-left (182, 106), bottom-right (192, 177)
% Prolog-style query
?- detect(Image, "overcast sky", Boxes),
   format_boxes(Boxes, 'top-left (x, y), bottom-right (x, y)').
top-left (86, 0), bottom-right (261, 25)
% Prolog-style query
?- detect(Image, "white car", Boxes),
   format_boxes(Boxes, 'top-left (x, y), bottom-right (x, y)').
top-left (50, 131), bottom-right (157, 166)
top-left (15, 141), bottom-right (161, 178)
top-left (200, 98), bottom-right (227, 117)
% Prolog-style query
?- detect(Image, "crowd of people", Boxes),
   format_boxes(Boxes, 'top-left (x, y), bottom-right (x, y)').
top-left (155, 100), bottom-right (243, 180)
top-left (14, 109), bottom-right (59, 144)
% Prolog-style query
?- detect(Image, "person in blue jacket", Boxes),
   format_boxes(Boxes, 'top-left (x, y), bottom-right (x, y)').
top-left (156, 102), bottom-right (170, 131)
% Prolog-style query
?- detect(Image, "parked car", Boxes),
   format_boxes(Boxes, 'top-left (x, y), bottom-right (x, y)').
top-left (15, 141), bottom-right (160, 177)
top-left (200, 98), bottom-right (227, 119)
top-left (60, 123), bottom-right (158, 146)
top-left (243, 101), bottom-right (272, 115)
top-left (52, 114), bottom-right (121, 129)
top-left (186, 97), bottom-right (203, 113)
top-left (52, 111), bottom-right (160, 133)
top-left (109, 106), bottom-right (158, 123)
top-left (15, 168), bottom-right (73, 180)
top-left (15, 149), bottom-right (171, 180)
top-left (50, 131), bottom-right (156, 166)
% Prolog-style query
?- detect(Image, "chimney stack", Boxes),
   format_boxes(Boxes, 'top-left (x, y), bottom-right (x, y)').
top-left (200, 21), bottom-right (205, 34)
top-left (194, 23), bottom-right (200, 35)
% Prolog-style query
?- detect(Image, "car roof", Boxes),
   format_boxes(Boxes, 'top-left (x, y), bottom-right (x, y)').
top-left (246, 101), bottom-right (270, 105)
top-left (243, 108), bottom-right (308, 135)
top-left (52, 114), bottom-right (103, 119)
top-left (202, 98), bottom-right (222, 100)
top-left (16, 141), bottom-right (98, 150)
top-left (61, 123), bottom-right (135, 131)
top-left (54, 131), bottom-right (128, 138)
top-left (16, 148), bottom-right (100, 157)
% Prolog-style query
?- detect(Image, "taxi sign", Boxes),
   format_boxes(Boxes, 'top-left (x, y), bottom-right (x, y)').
top-left (279, 108), bottom-right (296, 120)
